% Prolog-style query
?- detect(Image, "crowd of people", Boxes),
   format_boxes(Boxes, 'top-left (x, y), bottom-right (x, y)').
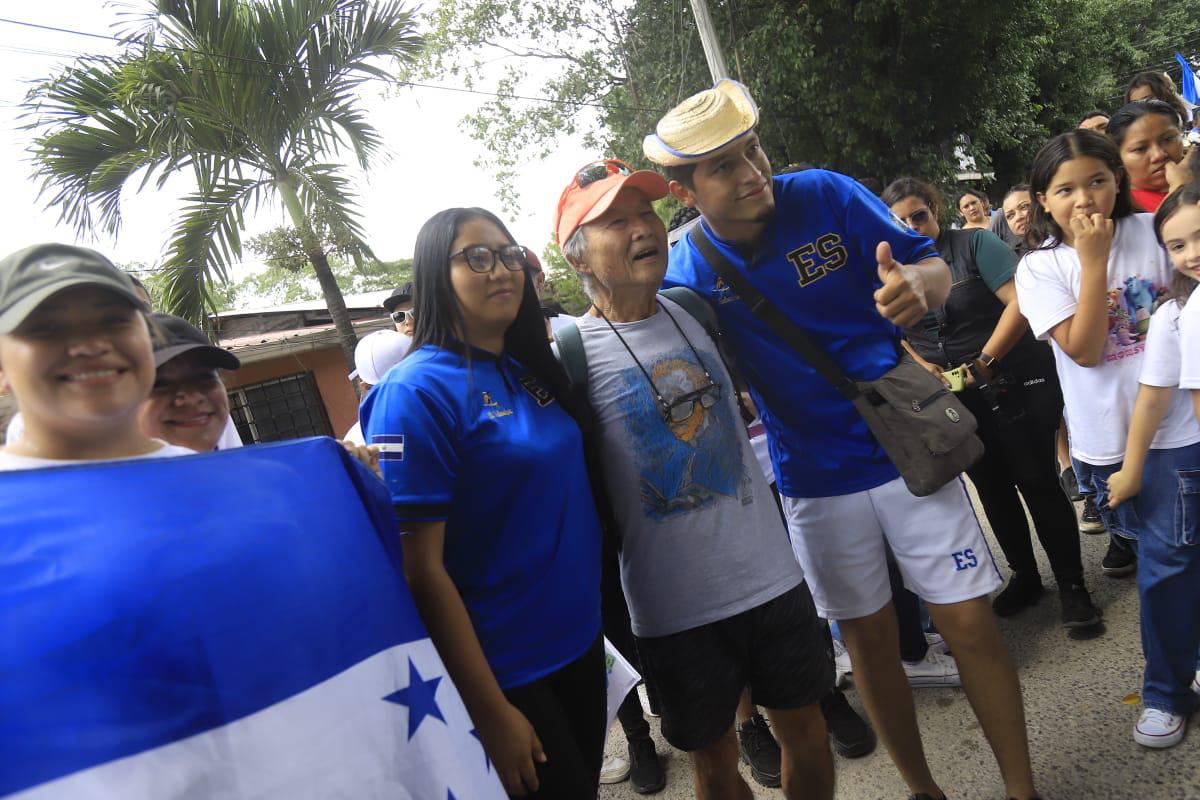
top-left (4, 67), bottom-right (1200, 800)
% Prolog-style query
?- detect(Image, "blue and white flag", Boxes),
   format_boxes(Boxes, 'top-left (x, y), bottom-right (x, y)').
top-left (0, 438), bottom-right (505, 800)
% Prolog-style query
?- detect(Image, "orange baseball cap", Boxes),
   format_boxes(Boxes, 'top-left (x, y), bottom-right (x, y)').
top-left (553, 159), bottom-right (669, 246)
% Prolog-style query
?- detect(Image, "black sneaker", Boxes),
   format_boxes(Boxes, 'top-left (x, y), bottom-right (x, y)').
top-left (1059, 582), bottom-right (1102, 627)
top-left (737, 713), bottom-right (781, 788)
top-left (627, 736), bottom-right (665, 794)
top-left (1080, 497), bottom-right (1106, 533)
top-left (1101, 537), bottom-right (1137, 577)
top-left (907, 794), bottom-right (948, 800)
top-left (992, 571), bottom-right (1044, 617)
top-left (820, 688), bottom-right (876, 758)
top-left (1060, 466), bottom-right (1082, 501)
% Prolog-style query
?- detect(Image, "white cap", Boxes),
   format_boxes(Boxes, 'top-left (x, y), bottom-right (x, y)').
top-left (349, 330), bottom-right (411, 384)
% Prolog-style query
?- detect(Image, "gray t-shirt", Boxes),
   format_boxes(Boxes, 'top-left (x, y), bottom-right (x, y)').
top-left (577, 298), bottom-right (802, 637)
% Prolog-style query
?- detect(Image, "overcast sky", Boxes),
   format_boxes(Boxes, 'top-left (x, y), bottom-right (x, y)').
top-left (0, 2), bottom-right (594, 285)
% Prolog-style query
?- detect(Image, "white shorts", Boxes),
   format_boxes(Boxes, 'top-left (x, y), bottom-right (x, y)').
top-left (781, 476), bottom-right (1002, 620)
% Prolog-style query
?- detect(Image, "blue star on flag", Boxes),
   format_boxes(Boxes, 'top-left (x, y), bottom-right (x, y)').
top-left (383, 658), bottom-right (445, 739)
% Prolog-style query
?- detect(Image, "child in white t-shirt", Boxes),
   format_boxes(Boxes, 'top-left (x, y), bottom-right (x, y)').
top-left (1015, 131), bottom-right (1180, 581)
top-left (0, 244), bottom-right (194, 471)
top-left (1105, 186), bottom-right (1200, 748)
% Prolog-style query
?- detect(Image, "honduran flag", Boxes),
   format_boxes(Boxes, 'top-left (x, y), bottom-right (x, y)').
top-left (0, 438), bottom-right (505, 800)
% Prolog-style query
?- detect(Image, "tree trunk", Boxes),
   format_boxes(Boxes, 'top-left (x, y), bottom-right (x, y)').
top-left (275, 177), bottom-right (359, 377)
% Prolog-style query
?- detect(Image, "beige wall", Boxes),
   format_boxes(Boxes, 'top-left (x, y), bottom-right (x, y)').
top-left (224, 345), bottom-right (360, 438)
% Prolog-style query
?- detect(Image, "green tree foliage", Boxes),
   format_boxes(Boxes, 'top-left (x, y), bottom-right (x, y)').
top-left (23, 0), bottom-right (422, 371)
top-left (413, 0), bottom-right (1200, 204)
top-left (212, 256), bottom-right (413, 310)
top-left (538, 243), bottom-right (590, 316)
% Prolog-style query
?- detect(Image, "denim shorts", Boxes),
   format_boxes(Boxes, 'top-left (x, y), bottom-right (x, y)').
top-left (1072, 457), bottom-right (1142, 540)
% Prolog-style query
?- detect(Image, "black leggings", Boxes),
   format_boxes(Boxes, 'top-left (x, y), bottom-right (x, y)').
top-left (959, 370), bottom-right (1084, 585)
top-left (503, 635), bottom-right (607, 799)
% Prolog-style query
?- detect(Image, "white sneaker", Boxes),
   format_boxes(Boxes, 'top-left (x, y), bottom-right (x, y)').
top-left (832, 637), bottom-right (852, 686)
top-left (1133, 708), bottom-right (1187, 748)
top-left (902, 649), bottom-right (962, 688)
top-left (600, 755), bottom-right (630, 784)
top-left (925, 632), bottom-right (947, 654)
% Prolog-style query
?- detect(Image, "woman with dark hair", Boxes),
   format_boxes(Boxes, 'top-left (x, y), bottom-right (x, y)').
top-left (360, 208), bottom-right (607, 798)
top-left (1125, 71), bottom-right (1191, 127)
top-left (993, 184), bottom-right (1034, 254)
top-left (1108, 99), bottom-right (1193, 213)
top-left (883, 178), bottom-right (1098, 626)
top-left (957, 187), bottom-right (991, 230)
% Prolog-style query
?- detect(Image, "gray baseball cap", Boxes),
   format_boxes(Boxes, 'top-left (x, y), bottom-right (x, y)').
top-left (0, 243), bottom-right (149, 334)
top-left (150, 313), bottom-right (241, 370)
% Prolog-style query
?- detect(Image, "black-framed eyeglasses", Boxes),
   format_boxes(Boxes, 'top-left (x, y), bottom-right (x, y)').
top-left (663, 381), bottom-right (722, 424)
top-left (576, 159), bottom-right (632, 189)
top-left (449, 244), bottom-right (530, 274)
top-left (597, 300), bottom-right (724, 425)
top-left (390, 308), bottom-right (413, 324)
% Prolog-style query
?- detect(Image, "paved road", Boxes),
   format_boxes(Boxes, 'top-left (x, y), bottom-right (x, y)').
top-left (599, 496), bottom-right (1200, 800)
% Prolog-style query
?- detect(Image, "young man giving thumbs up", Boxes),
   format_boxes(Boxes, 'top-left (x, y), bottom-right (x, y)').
top-left (649, 80), bottom-right (1039, 800)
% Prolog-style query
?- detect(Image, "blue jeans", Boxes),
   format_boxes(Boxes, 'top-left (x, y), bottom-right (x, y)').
top-left (1072, 457), bottom-right (1142, 543)
top-left (1136, 443), bottom-right (1200, 714)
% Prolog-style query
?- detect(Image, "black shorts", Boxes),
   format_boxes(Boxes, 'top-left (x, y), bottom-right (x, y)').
top-left (634, 582), bottom-right (832, 752)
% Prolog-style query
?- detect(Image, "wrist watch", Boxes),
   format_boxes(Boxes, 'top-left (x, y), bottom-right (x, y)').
top-left (979, 352), bottom-right (997, 369)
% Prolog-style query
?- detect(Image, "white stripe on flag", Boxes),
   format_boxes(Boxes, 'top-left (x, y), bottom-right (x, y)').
top-left (12, 640), bottom-right (505, 800)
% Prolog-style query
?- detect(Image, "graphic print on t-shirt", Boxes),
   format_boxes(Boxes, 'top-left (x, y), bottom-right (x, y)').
top-left (615, 349), bottom-right (751, 520)
top-left (1105, 276), bottom-right (1169, 361)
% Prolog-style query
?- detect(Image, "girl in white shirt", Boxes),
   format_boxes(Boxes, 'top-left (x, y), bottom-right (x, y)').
top-left (0, 244), bottom-right (194, 471)
top-left (1015, 131), bottom-right (1180, 580)
top-left (1106, 186), bottom-right (1200, 748)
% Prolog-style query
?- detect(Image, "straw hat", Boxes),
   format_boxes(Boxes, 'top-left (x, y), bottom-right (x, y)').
top-left (643, 79), bottom-right (759, 167)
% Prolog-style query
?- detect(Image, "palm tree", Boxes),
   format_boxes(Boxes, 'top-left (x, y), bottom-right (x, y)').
top-left (23, 0), bottom-right (421, 372)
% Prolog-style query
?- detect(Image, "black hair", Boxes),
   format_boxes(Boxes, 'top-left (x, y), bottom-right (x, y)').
top-left (1078, 110), bottom-right (1109, 126)
top-left (406, 206), bottom-right (601, 491)
top-left (1107, 99), bottom-right (1182, 148)
top-left (777, 162), bottom-right (816, 174)
top-left (664, 163), bottom-right (697, 188)
top-left (1152, 183), bottom-right (1200, 305)
top-left (881, 177), bottom-right (942, 214)
top-left (1003, 183), bottom-right (1031, 202)
top-left (1125, 71), bottom-right (1190, 124)
top-left (956, 187), bottom-right (988, 210)
top-left (1026, 130), bottom-right (1134, 250)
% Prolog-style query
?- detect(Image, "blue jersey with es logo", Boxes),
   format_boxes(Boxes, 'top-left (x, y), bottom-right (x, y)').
top-left (663, 169), bottom-right (938, 499)
top-left (359, 343), bottom-right (602, 690)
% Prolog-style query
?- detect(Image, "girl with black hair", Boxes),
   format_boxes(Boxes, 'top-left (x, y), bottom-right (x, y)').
top-left (883, 178), bottom-right (1097, 626)
top-left (1015, 131), bottom-right (1189, 590)
top-left (1105, 185), bottom-right (1200, 748)
top-left (360, 208), bottom-right (606, 798)
top-left (1108, 99), bottom-right (1193, 212)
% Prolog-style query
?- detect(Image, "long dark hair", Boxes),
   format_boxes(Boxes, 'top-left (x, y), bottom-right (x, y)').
top-left (406, 208), bottom-right (608, 514)
top-left (1107, 99), bottom-right (1182, 149)
top-left (1026, 130), bottom-right (1134, 250)
top-left (1153, 184), bottom-right (1200, 305)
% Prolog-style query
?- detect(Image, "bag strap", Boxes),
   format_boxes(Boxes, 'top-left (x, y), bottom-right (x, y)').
top-left (659, 285), bottom-right (718, 331)
top-left (689, 224), bottom-right (860, 400)
top-left (553, 320), bottom-right (589, 394)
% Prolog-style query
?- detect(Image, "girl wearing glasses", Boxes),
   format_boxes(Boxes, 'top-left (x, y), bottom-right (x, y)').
top-left (883, 178), bottom-right (1099, 628)
top-left (360, 208), bottom-right (607, 798)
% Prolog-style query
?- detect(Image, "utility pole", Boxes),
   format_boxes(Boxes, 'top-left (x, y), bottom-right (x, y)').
top-left (688, 0), bottom-right (730, 81)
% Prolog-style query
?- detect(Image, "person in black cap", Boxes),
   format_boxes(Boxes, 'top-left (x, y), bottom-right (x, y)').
top-left (381, 283), bottom-right (415, 337)
top-left (138, 313), bottom-right (242, 453)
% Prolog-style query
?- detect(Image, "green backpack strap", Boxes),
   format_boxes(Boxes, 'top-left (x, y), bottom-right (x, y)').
top-left (553, 320), bottom-right (589, 394)
top-left (659, 286), bottom-right (719, 334)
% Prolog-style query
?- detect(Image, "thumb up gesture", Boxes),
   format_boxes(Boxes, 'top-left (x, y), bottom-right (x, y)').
top-left (874, 241), bottom-right (930, 328)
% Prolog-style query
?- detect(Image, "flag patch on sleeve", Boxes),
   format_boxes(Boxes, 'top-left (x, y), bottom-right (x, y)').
top-left (371, 434), bottom-right (406, 461)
